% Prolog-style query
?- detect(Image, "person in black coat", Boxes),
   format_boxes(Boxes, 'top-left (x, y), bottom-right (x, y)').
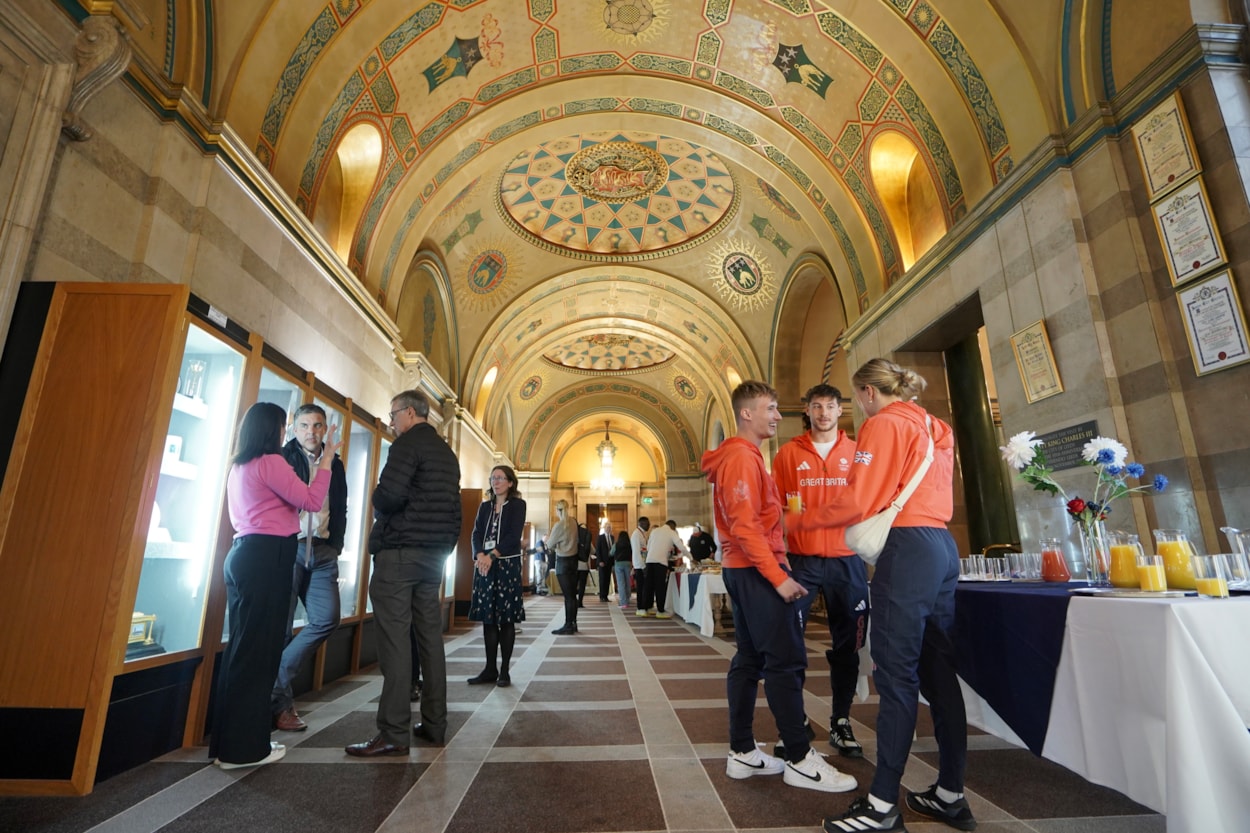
top-left (467, 465), bottom-right (526, 686)
top-left (688, 522), bottom-right (719, 562)
top-left (595, 520), bottom-right (615, 601)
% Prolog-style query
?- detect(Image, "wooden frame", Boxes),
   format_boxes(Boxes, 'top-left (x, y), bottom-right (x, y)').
top-left (1130, 90), bottom-right (1201, 199)
top-left (1177, 270), bottom-right (1250, 375)
top-left (1010, 319), bottom-right (1064, 403)
top-left (1150, 176), bottom-right (1227, 286)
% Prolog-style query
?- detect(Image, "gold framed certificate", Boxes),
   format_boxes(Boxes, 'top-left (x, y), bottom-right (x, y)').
top-left (1177, 270), bottom-right (1250, 375)
top-left (1130, 91), bottom-right (1201, 199)
top-left (1010, 320), bottom-right (1064, 403)
top-left (1150, 177), bottom-right (1226, 286)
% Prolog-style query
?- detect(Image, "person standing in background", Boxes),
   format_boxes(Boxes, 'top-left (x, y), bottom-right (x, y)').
top-left (271, 404), bottom-right (347, 734)
top-left (630, 517), bottom-right (651, 616)
top-left (613, 529), bottom-right (633, 609)
top-left (347, 389), bottom-right (460, 756)
top-left (640, 519), bottom-right (688, 618)
top-left (547, 500), bottom-right (580, 634)
top-left (793, 359), bottom-right (973, 833)
top-left (467, 465), bottom-right (526, 687)
top-left (688, 522), bottom-right (718, 562)
top-left (773, 384), bottom-right (868, 759)
top-left (595, 519), bottom-right (615, 602)
top-left (701, 380), bottom-right (856, 795)
top-left (214, 402), bottom-right (338, 770)
top-left (576, 522), bottom-right (592, 607)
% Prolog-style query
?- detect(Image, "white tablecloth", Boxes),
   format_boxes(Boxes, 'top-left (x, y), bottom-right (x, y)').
top-left (668, 571), bottom-right (726, 636)
top-left (1041, 596), bottom-right (1250, 833)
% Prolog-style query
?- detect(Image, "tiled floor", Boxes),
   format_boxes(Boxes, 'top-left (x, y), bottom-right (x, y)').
top-left (2, 595), bottom-right (1163, 833)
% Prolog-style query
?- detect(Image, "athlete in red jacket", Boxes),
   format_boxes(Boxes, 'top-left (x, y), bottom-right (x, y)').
top-left (773, 384), bottom-right (867, 759)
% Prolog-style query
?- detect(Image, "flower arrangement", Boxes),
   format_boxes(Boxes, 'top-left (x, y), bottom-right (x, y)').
top-left (999, 432), bottom-right (1168, 531)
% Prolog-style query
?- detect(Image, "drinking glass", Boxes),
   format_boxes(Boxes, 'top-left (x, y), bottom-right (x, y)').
top-left (1136, 554), bottom-right (1166, 592)
top-left (1191, 554), bottom-right (1230, 598)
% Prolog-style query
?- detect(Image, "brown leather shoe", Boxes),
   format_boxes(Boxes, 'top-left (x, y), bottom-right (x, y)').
top-left (273, 708), bottom-right (307, 732)
top-left (345, 735), bottom-right (409, 757)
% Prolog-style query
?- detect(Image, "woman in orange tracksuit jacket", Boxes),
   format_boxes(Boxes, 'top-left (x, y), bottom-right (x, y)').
top-left (796, 359), bottom-right (976, 833)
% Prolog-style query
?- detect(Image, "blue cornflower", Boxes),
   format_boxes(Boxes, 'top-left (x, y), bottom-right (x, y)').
top-left (1126, 463), bottom-right (1145, 478)
top-left (1096, 448), bottom-right (1116, 464)
top-left (1154, 474), bottom-right (1168, 492)
top-left (1106, 465), bottom-right (1123, 476)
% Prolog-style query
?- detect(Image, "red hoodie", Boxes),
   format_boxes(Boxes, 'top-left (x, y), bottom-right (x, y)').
top-left (794, 400), bottom-right (954, 534)
top-left (773, 430), bottom-right (856, 557)
top-left (700, 436), bottom-right (788, 587)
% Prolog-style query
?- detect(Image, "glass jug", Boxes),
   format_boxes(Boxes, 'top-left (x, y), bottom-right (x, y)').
top-left (1040, 537), bottom-right (1070, 582)
top-left (1107, 531), bottom-right (1144, 588)
top-left (1151, 529), bottom-right (1197, 590)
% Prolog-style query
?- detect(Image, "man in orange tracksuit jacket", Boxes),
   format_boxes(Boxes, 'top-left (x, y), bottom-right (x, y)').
top-left (773, 384), bottom-right (868, 759)
top-left (702, 380), bottom-right (857, 795)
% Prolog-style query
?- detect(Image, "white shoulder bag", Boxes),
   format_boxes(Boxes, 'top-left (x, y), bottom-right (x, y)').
top-left (844, 415), bottom-right (934, 565)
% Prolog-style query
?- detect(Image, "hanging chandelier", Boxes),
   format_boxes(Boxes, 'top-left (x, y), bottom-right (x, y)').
top-left (590, 420), bottom-right (624, 491)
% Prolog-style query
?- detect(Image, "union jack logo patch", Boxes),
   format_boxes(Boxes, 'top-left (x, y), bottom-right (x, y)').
top-left (854, 451), bottom-right (873, 465)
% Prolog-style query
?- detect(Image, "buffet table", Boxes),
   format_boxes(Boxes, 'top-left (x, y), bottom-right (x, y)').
top-left (954, 583), bottom-right (1250, 833)
top-left (667, 571), bottom-right (727, 636)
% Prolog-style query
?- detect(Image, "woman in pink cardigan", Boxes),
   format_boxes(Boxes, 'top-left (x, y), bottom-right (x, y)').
top-left (210, 402), bottom-right (339, 769)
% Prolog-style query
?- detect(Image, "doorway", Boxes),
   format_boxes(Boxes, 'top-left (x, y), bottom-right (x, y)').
top-left (586, 503), bottom-right (629, 536)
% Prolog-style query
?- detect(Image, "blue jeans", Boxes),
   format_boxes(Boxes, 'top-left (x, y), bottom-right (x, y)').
top-left (867, 526), bottom-right (966, 803)
top-left (272, 541), bottom-right (341, 713)
top-left (722, 565), bottom-right (810, 762)
top-left (613, 561), bottom-right (632, 606)
top-left (790, 554), bottom-right (869, 720)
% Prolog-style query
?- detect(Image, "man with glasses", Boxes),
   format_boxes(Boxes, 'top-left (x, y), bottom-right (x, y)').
top-left (271, 404), bottom-right (348, 733)
top-left (347, 390), bottom-right (461, 757)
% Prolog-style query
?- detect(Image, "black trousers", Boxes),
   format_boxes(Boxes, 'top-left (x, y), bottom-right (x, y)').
top-left (211, 533), bottom-right (297, 764)
top-left (645, 563), bottom-right (670, 612)
top-left (556, 556), bottom-right (579, 628)
top-left (597, 561), bottom-right (613, 599)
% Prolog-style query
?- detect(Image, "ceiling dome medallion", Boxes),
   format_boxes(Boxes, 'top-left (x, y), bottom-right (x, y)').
top-left (543, 333), bottom-right (675, 374)
top-left (497, 131), bottom-right (738, 261)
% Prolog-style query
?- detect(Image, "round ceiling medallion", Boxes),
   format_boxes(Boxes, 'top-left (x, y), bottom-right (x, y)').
top-left (498, 131), bottom-right (737, 260)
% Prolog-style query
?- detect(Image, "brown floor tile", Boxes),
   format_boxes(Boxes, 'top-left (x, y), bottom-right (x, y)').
top-left (538, 659), bottom-right (626, 675)
top-left (547, 645), bottom-right (623, 657)
top-left (659, 676), bottom-right (731, 700)
top-left (640, 644), bottom-right (721, 656)
top-left (521, 680), bottom-right (633, 702)
top-left (445, 761), bottom-right (663, 833)
top-left (496, 708), bottom-right (642, 747)
top-left (649, 657), bottom-right (728, 673)
top-left (851, 702), bottom-right (988, 737)
top-left (701, 756), bottom-right (868, 830)
top-left (303, 709), bottom-right (466, 748)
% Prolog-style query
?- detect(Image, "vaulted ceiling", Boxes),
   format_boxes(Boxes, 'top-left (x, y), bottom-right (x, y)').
top-left (115, 0), bottom-right (1205, 473)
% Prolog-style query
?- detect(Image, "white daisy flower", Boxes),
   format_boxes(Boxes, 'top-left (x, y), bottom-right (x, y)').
top-left (1081, 436), bottom-right (1127, 467)
top-left (1000, 431), bottom-right (1043, 470)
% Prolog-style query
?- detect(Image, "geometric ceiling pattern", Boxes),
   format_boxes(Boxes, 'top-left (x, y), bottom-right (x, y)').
top-left (542, 333), bottom-right (676, 372)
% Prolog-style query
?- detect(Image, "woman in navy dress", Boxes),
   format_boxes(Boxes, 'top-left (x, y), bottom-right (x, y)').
top-left (467, 465), bottom-right (527, 686)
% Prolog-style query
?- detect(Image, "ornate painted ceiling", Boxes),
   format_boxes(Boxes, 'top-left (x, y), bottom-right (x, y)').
top-left (112, 0), bottom-right (1179, 474)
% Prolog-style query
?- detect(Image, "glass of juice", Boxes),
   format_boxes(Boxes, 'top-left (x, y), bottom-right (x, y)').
top-left (1192, 555), bottom-right (1230, 598)
top-left (1137, 554), bottom-right (1167, 592)
top-left (1151, 529), bottom-right (1197, 590)
top-left (786, 492), bottom-right (802, 514)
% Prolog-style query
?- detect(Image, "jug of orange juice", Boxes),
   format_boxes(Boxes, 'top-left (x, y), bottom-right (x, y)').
top-left (1151, 529), bottom-right (1197, 590)
top-left (1107, 531), bottom-right (1144, 588)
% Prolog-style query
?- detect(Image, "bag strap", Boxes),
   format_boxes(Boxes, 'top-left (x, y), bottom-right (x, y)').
top-left (887, 415), bottom-right (934, 513)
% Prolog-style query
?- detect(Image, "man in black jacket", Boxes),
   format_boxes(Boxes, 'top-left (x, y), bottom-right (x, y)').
top-left (271, 404), bottom-right (348, 733)
top-left (347, 389), bottom-right (461, 757)
top-left (595, 519), bottom-right (614, 602)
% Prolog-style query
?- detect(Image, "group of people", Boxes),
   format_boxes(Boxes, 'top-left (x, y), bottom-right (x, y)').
top-left (703, 359), bottom-right (974, 833)
top-left (215, 357), bottom-right (973, 833)
top-left (216, 389), bottom-right (462, 766)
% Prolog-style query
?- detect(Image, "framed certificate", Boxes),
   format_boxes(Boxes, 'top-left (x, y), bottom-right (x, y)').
top-left (1177, 270), bottom-right (1250, 375)
top-left (1150, 177), bottom-right (1226, 286)
top-left (1130, 91), bottom-right (1201, 199)
top-left (1010, 320), bottom-right (1064, 403)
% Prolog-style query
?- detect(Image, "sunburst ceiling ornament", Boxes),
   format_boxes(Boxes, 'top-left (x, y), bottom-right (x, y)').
top-left (497, 131), bottom-right (737, 261)
top-left (706, 239), bottom-right (777, 312)
top-left (542, 332), bottom-right (675, 372)
top-left (454, 239), bottom-right (521, 313)
top-left (593, 0), bottom-right (669, 45)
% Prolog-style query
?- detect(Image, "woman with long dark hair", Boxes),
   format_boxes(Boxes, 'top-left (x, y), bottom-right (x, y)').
top-left (613, 529), bottom-right (633, 608)
top-left (793, 358), bottom-right (972, 833)
top-left (467, 465), bottom-right (527, 686)
top-left (212, 402), bottom-right (339, 769)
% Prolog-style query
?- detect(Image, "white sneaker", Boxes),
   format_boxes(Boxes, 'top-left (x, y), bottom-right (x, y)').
top-left (726, 743), bottom-right (785, 779)
top-left (216, 742), bottom-right (286, 770)
top-left (783, 747), bottom-right (857, 792)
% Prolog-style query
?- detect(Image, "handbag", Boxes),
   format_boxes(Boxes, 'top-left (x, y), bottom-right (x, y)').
top-left (844, 415), bottom-right (934, 565)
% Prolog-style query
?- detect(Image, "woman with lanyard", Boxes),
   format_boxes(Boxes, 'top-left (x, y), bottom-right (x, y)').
top-left (467, 465), bottom-right (527, 686)
top-left (791, 358), bottom-right (974, 833)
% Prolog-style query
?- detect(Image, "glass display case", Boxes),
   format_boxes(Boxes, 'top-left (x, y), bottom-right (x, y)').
top-left (129, 323), bottom-right (245, 661)
top-left (365, 437), bottom-right (392, 615)
top-left (340, 417), bottom-right (375, 619)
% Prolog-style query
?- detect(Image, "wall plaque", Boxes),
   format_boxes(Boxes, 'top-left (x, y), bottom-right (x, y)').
top-left (1036, 421), bottom-right (1099, 472)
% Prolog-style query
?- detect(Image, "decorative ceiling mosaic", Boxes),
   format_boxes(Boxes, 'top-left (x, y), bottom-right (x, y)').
top-left (542, 333), bottom-right (675, 372)
top-left (706, 238), bottom-right (777, 312)
top-left (497, 131), bottom-right (738, 260)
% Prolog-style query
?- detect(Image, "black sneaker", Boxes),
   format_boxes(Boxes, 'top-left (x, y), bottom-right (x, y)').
top-left (823, 796), bottom-right (905, 832)
top-left (906, 785), bottom-right (976, 830)
top-left (831, 717), bottom-right (864, 758)
top-left (772, 716), bottom-right (817, 756)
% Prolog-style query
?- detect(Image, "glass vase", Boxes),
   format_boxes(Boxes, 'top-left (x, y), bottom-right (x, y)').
top-left (1080, 521), bottom-right (1111, 586)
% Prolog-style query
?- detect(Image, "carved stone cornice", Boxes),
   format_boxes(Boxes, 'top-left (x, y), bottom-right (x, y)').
top-left (62, 14), bottom-right (131, 141)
